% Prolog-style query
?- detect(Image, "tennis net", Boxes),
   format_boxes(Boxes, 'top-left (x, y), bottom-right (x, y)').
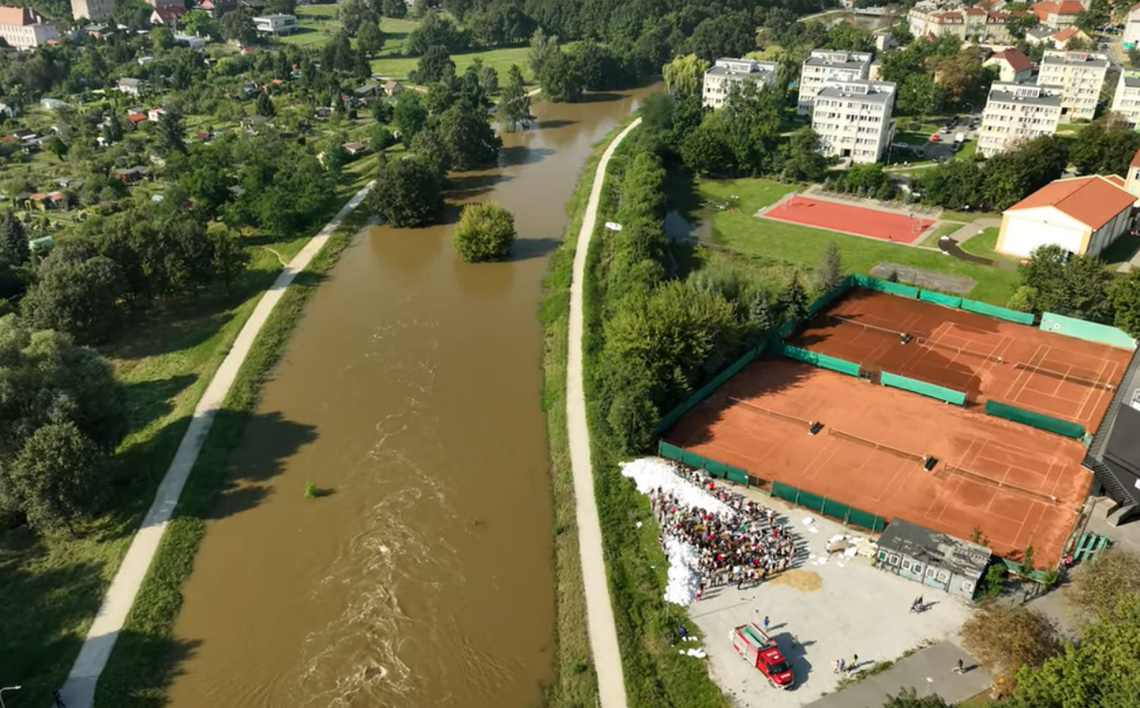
top-left (728, 397), bottom-right (813, 428)
top-left (828, 314), bottom-right (906, 339)
top-left (1014, 362), bottom-right (1115, 391)
top-left (828, 428), bottom-right (926, 462)
top-left (917, 337), bottom-right (1004, 363)
top-left (941, 464), bottom-right (1058, 504)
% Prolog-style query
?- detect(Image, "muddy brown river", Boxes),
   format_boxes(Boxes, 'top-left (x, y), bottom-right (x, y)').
top-left (164, 89), bottom-right (647, 708)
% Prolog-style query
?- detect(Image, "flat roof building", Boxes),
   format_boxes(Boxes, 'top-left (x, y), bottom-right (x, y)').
top-left (1113, 69), bottom-right (1140, 129)
top-left (702, 57), bottom-right (779, 109)
top-left (797, 49), bottom-right (873, 114)
top-left (811, 79), bottom-right (895, 164)
top-left (978, 82), bottom-right (1063, 157)
top-left (876, 518), bottom-right (991, 599)
top-left (1037, 50), bottom-right (1110, 122)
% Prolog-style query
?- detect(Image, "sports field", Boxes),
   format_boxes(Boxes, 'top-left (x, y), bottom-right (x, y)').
top-left (666, 358), bottom-right (1090, 564)
top-left (761, 195), bottom-right (934, 244)
top-left (790, 289), bottom-right (1131, 428)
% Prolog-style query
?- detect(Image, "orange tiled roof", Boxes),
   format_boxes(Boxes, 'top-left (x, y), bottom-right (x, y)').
top-left (991, 48), bottom-right (1033, 73)
top-left (1006, 176), bottom-right (1137, 229)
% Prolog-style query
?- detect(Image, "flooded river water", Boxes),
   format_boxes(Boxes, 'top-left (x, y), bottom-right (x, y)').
top-left (164, 89), bottom-right (647, 708)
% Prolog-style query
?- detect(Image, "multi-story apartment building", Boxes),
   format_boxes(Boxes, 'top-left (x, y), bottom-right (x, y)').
top-left (70, 0), bottom-right (117, 21)
top-left (908, 2), bottom-right (1023, 42)
top-left (1126, 2), bottom-right (1140, 49)
top-left (797, 49), bottom-right (873, 114)
top-left (1036, 50), bottom-right (1110, 122)
top-left (810, 79), bottom-right (896, 164)
top-left (1111, 69), bottom-right (1140, 128)
top-left (978, 82), bottom-right (1063, 157)
top-left (701, 58), bottom-right (779, 109)
top-left (0, 6), bottom-right (58, 49)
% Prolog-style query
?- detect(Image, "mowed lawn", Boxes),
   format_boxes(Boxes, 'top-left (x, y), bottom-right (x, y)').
top-left (961, 226), bottom-right (1019, 264)
top-left (371, 44), bottom-right (536, 84)
top-left (698, 178), bottom-right (1021, 305)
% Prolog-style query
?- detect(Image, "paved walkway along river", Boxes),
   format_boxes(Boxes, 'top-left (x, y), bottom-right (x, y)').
top-left (57, 182), bottom-right (375, 708)
top-left (566, 116), bottom-right (642, 708)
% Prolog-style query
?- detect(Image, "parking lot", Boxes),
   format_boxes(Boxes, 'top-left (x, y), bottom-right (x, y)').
top-left (689, 492), bottom-right (974, 708)
top-left (888, 114), bottom-right (981, 164)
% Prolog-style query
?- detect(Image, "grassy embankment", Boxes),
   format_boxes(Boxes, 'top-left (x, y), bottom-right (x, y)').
top-left (685, 177), bottom-right (1022, 305)
top-left (0, 158), bottom-right (374, 707)
top-left (281, 8), bottom-right (538, 85)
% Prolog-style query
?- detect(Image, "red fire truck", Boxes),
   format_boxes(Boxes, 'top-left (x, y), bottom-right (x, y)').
top-left (731, 624), bottom-right (795, 689)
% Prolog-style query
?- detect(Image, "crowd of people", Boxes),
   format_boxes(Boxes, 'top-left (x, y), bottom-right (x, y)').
top-left (650, 464), bottom-right (801, 596)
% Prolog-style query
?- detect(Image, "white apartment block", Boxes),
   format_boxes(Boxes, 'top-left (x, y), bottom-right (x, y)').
top-left (978, 82), bottom-right (1063, 157)
top-left (253, 13), bottom-right (299, 35)
top-left (70, 0), bottom-right (117, 21)
top-left (811, 79), bottom-right (896, 164)
top-left (1112, 70), bottom-right (1140, 128)
top-left (1126, 2), bottom-right (1140, 49)
top-left (1036, 50), bottom-right (1109, 122)
top-left (797, 49), bottom-right (873, 114)
top-left (0, 6), bottom-right (58, 49)
top-left (702, 58), bottom-right (779, 109)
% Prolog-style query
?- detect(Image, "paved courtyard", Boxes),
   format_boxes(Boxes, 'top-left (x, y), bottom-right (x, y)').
top-left (689, 491), bottom-right (975, 708)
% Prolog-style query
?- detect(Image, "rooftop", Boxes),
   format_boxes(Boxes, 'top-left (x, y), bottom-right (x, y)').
top-left (816, 79), bottom-right (896, 103)
top-left (1085, 346), bottom-right (1140, 509)
top-left (707, 58), bottom-right (779, 80)
top-left (1004, 175), bottom-right (1137, 229)
top-left (1031, 0), bottom-right (1084, 18)
top-left (805, 49), bottom-right (873, 68)
top-left (987, 82), bottom-right (1063, 108)
top-left (1131, 145), bottom-right (1140, 169)
top-left (1041, 50), bottom-right (1111, 68)
top-left (0, 5), bottom-right (47, 25)
top-left (989, 48), bottom-right (1032, 73)
top-left (877, 518), bottom-right (992, 580)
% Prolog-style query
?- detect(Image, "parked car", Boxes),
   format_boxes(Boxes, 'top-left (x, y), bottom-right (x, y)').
top-left (930, 134), bottom-right (941, 142)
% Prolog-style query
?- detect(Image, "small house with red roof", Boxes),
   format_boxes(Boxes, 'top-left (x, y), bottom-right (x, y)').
top-left (1030, 0), bottom-right (1084, 25)
top-left (984, 48), bottom-right (1033, 83)
top-left (997, 175), bottom-right (1138, 258)
top-left (150, 6), bottom-right (186, 25)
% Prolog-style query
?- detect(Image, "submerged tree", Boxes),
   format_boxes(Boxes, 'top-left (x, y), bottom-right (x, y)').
top-left (452, 202), bottom-right (516, 262)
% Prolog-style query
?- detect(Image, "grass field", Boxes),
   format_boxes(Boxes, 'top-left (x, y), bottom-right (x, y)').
top-left (960, 226), bottom-right (1019, 263)
top-left (371, 44), bottom-right (536, 84)
top-left (0, 156), bottom-right (378, 706)
top-left (695, 178), bottom-right (1020, 305)
top-left (1101, 232), bottom-right (1140, 270)
top-left (927, 221), bottom-right (964, 243)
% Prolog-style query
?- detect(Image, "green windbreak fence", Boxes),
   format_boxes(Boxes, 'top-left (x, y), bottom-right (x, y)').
top-left (960, 298), bottom-right (1036, 325)
top-left (984, 399), bottom-right (1085, 439)
top-left (854, 274), bottom-right (919, 299)
top-left (653, 342), bottom-right (766, 435)
top-left (919, 290), bottom-right (962, 309)
top-left (656, 440), bottom-right (750, 487)
top-left (881, 370), bottom-right (967, 405)
top-left (1040, 312), bottom-right (1137, 350)
top-left (777, 342), bottom-right (862, 377)
top-left (806, 275), bottom-right (855, 317)
top-left (771, 481), bottom-right (887, 532)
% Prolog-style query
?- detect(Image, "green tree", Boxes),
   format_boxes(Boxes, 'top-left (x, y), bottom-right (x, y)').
top-left (538, 49), bottom-right (584, 103)
top-left (406, 11), bottom-right (468, 55)
top-left (1111, 271), bottom-right (1140, 337)
top-left (381, 0), bottom-right (407, 18)
top-left (497, 64), bottom-right (532, 131)
top-left (339, 0), bottom-right (370, 35)
top-left (815, 241), bottom-right (844, 291)
top-left (662, 53), bottom-right (709, 97)
top-left (880, 688), bottom-right (951, 708)
top-left (221, 10), bottom-right (257, 45)
top-left (777, 127), bottom-right (828, 181)
top-left (680, 111), bottom-right (734, 175)
top-left (256, 91), bottom-right (276, 118)
top-left (208, 229), bottom-right (249, 294)
top-left (6, 421), bottom-right (107, 532)
top-left (689, 12), bottom-right (756, 61)
top-left (22, 250), bottom-right (124, 343)
top-left (961, 603), bottom-right (1060, 683)
top-left (267, 0), bottom-right (295, 13)
top-left (45, 136), bottom-right (68, 161)
top-left (0, 210), bottom-right (29, 268)
top-left (528, 27), bottom-right (560, 78)
top-left (438, 103), bottom-right (501, 170)
top-left (1064, 547), bottom-right (1140, 623)
top-left (1070, 121), bottom-right (1140, 176)
top-left (394, 90), bottom-right (429, 146)
top-left (476, 62), bottom-right (498, 96)
top-left (1075, 0), bottom-right (1111, 32)
top-left (357, 19), bottom-right (385, 57)
top-left (827, 22), bottom-right (875, 52)
top-left (452, 202), bottom-right (516, 262)
top-left (413, 44), bottom-right (455, 84)
top-left (367, 155), bottom-right (445, 227)
top-left (777, 272), bottom-right (809, 322)
top-left (156, 107), bottom-right (187, 155)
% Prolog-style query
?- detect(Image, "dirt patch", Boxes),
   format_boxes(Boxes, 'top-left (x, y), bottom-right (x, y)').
top-left (869, 262), bottom-right (977, 294)
top-left (768, 568), bottom-right (823, 592)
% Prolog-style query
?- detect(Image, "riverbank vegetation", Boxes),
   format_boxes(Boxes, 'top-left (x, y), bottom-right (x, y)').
top-left (453, 202), bottom-right (516, 262)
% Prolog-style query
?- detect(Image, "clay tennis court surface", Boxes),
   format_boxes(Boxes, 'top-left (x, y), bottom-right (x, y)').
top-left (666, 358), bottom-right (1090, 564)
top-left (761, 195), bottom-right (934, 243)
top-left (790, 289), bottom-right (1132, 429)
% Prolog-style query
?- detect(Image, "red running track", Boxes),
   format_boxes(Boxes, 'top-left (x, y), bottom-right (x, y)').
top-left (763, 195), bottom-right (935, 244)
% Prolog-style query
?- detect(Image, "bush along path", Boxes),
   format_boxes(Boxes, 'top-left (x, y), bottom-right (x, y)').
top-left (58, 182), bottom-right (375, 708)
top-left (566, 116), bottom-right (642, 708)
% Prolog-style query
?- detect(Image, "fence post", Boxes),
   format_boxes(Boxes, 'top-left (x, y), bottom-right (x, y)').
top-left (794, 489), bottom-right (801, 505)
top-left (844, 507), bottom-right (851, 524)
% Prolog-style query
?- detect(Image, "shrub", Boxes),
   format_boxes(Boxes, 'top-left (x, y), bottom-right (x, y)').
top-left (452, 202), bottom-right (516, 262)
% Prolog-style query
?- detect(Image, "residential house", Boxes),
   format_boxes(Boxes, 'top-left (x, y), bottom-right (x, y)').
top-left (797, 49), bottom-right (873, 114)
top-left (70, 0), bottom-right (117, 21)
top-left (810, 78), bottom-right (896, 164)
top-left (343, 141), bottom-right (366, 156)
top-left (117, 77), bottom-right (145, 96)
top-left (1113, 69), bottom-right (1140, 127)
top-left (997, 175), bottom-right (1136, 258)
top-left (1029, 0), bottom-right (1083, 26)
top-left (984, 48), bottom-right (1034, 83)
top-left (0, 6), bottom-right (60, 49)
top-left (137, 55), bottom-right (154, 65)
top-left (907, 3), bottom-right (1021, 42)
top-left (383, 79), bottom-right (402, 96)
top-left (147, 107), bottom-right (165, 121)
top-left (83, 23), bottom-right (113, 37)
top-left (1049, 26), bottom-right (1091, 48)
top-left (113, 165), bottom-right (149, 184)
top-left (1036, 50), bottom-right (1110, 121)
top-left (702, 57), bottom-right (779, 109)
top-left (353, 83), bottom-right (380, 100)
top-left (1125, 2), bottom-right (1140, 49)
top-left (40, 97), bottom-right (66, 110)
top-left (126, 110), bottom-right (148, 126)
top-left (174, 33), bottom-right (206, 48)
top-left (978, 82), bottom-right (1062, 157)
top-left (875, 519), bottom-right (990, 600)
top-left (150, 6), bottom-right (186, 25)
top-left (146, 0), bottom-right (187, 8)
top-left (253, 13), bottom-right (297, 35)
top-left (194, 0), bottom-right (238, 17)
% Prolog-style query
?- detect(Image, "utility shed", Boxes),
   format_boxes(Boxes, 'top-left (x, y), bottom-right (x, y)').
top-left (876, 518), bottom-right (991, 599)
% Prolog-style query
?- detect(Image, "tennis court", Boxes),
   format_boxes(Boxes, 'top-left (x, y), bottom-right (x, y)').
top-left (760, 195), bottom-right (934, 243)
top-left (666, 358), bottom-right (1090, 563)
top-left (790, 289), bottom-right (1131, 429)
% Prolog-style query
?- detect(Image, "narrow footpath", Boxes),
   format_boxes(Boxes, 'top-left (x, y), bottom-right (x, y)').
top-left (58, 182), bottom-right (375, 708)
top-left (566, 116), bottom-right (641, 708)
